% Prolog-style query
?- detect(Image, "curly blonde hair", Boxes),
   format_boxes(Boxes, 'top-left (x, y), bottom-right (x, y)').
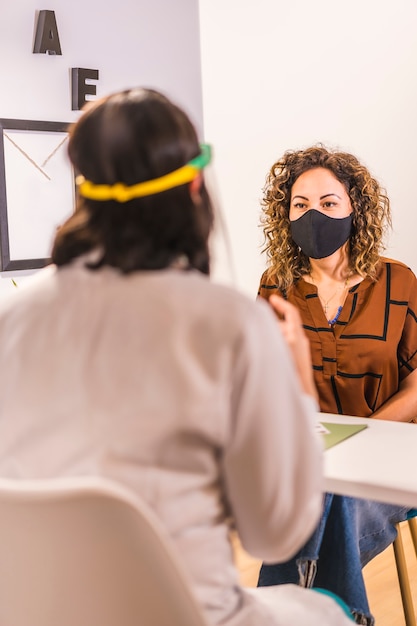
top-left (261, 144), bottom-right (391, 290)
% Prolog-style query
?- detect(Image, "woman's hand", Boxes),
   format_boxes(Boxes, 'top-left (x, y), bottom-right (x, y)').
top-left (372, 367), bottom-right (417, 422)
top-left (268, 294), bottom-right (319, 404)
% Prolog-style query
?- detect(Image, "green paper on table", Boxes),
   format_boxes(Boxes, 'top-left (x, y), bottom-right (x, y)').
top-left (319, 422), bottom-right (368, 450)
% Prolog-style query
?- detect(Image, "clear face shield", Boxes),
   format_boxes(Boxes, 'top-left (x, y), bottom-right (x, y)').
top-left (202, 156), bottom-right (237, 287)
top-left (75, 142), bottom-right (237, 284)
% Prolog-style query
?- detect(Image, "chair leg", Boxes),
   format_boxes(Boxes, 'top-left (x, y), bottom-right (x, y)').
top-left (393, 523), bottom-right (417, 626)
top-left (408, 518), bottom-right (417, 556)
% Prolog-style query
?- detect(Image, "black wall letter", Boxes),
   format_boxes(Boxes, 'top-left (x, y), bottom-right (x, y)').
top-left (71, 68), bottom-right (99, 111)
top-left (33, 10), bottom-right (62, 55)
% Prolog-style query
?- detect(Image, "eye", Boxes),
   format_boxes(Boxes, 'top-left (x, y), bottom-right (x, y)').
top-left (293, 202), bottom-right (307, 210)
top-left (322, 200), bottom-right (337, 209)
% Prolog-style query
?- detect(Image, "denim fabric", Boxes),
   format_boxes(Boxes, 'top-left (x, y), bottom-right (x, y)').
top-left (258, 493), bottom-right (409, 625)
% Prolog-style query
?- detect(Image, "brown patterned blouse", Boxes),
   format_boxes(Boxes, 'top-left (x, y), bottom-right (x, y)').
top-left (258, 258), bottom-right (417, 417)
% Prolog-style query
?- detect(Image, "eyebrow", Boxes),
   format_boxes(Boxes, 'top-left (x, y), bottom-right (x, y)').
top-left (291, 193), bottom-right (342, 201)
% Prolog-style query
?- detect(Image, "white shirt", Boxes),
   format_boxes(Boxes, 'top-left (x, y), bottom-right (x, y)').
top-left (0, 259), bottom-right (349, 625)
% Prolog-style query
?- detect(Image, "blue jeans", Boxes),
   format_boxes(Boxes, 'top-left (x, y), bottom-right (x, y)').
top-left (258, 493), bottom-right (409, 625)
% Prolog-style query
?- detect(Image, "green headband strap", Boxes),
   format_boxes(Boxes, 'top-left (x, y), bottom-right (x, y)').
top-left (76, 143), bottom-right (212, 203)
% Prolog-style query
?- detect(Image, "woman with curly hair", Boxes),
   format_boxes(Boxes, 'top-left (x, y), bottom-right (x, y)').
top-left (257, 144), bottom-right (417, 625)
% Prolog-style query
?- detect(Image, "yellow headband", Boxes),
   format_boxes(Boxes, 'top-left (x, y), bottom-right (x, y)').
top-left (76, 144), bottom-right (212, 203)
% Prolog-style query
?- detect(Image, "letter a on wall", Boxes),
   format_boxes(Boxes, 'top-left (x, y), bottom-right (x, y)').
top-left (33, 10), bottom-right (62, 55)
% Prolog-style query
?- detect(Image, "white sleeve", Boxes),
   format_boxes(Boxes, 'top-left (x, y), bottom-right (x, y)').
top-left (222, 298), bottom-right (324, 562)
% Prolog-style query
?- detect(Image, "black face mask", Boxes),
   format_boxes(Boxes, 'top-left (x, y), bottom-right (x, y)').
top-left (290, 209), bottom-right (353, 259)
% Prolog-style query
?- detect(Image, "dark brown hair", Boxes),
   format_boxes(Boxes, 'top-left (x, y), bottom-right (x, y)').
top-left (52, 88), bottom-right (214, 274)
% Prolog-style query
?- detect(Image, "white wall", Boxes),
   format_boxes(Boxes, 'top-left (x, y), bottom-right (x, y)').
top-left (0, 0), bottom-right (203, 293)
top-left (199, 0), bottom-right (417, 297)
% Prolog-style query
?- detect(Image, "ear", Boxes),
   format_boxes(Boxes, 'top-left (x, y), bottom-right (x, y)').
top-left (189, 173), bottom-right (203, 202)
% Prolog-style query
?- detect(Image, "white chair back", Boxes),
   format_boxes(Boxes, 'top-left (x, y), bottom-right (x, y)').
top-left (0, 476), bottom-right (209, 626)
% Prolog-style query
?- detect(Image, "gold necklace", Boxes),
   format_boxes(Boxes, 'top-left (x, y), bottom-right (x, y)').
top-left (310, 273), bottom-right (351, 324)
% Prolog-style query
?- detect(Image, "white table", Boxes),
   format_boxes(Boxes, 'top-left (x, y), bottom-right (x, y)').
top-left (321, 413), bottom-right (417, 509)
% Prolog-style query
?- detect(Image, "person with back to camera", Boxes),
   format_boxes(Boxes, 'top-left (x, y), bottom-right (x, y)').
top-left (0, 91), bottom-right (354, 625)
top-left (257, 143), bottom-right (417, 625)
